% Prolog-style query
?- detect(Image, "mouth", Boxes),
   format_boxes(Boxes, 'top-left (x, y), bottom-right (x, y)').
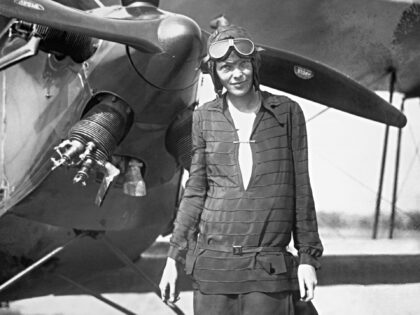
top-left (230, 80), bottom-right (249, 88)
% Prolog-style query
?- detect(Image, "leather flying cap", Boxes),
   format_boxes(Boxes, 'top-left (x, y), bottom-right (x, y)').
top-left (207, 25), bottom-right (254, 51)
top-left (206, 24), bottom-right (261, 96)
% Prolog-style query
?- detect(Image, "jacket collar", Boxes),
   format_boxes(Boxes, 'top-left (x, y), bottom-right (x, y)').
top-left (206, 94), bottom-right (226, 112)
top-left (207, 91), bottom-right (275, 115)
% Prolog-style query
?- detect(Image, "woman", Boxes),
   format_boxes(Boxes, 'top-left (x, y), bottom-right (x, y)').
top-left (159, 24), bottom-right (323, 315)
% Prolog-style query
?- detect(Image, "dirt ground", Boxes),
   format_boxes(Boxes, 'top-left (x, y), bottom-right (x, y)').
top-left (1, 283), bottom-right (420, 315)
top-left (2, 227), bottom-right (419, 315)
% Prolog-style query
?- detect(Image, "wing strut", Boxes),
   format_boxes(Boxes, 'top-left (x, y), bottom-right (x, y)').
top-left (100, 235), bottom-right (186, 315)
top-left (372, 69), bottom-right (396, 239)
top-left (372, 69), bottom-right (406, 240)
top-left (0, 233), bottom-right (86, 293)
top-left (389, 98), bottom-right (405, 239)
top-left (55, 274), bottom-right (137, 315)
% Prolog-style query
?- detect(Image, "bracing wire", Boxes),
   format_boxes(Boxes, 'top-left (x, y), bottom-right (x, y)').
top-left (306, 107), bottom-right (330, 123)
top-left (313, 149), bottom-right (419, 226)
top-left (93, 0), bottom-right (105, 7)
top-left (397, 129), bottom-right (420, 195)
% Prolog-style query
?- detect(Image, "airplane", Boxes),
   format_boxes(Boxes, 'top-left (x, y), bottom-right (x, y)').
top-left (0, 0), bottom-right (417, 314)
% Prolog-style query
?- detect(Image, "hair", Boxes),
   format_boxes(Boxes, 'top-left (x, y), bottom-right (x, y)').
top-left (207, 25), bottom-right (261, 97)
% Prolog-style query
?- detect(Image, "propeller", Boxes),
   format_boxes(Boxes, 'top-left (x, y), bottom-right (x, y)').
top-left (258, 45), bottom-right (407, 128)
top-left (0, 0), bottom-right (164, 53)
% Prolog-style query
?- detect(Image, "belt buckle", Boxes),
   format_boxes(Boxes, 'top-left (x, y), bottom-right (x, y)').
top-left (232, 245), bottom-right (243, 255)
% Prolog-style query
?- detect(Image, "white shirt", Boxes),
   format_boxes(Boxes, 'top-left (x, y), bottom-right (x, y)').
top-left (228, 102), bottom-right (257, 190)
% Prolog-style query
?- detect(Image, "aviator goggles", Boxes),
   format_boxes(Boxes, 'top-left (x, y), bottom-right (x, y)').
top-left (208, 38), bottom-right (255, 60)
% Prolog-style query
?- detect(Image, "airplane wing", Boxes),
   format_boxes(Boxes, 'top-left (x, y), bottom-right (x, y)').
top-left (161, 0), bottom-right (420, 97)
top-left (161, 0), bottom-right (415, 127)
top-left (198, 31), bottom-right (407, 127)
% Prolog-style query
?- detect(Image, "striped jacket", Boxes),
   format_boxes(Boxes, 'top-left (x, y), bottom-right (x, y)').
top-left (168, 91), bottom-right (323, 294)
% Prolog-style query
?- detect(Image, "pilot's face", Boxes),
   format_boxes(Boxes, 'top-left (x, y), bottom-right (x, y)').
top-left (215, 52), bottom-right (254, 97)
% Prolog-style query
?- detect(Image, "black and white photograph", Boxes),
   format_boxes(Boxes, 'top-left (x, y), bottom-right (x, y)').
top-left (0, 1), bottom-right (419, 314)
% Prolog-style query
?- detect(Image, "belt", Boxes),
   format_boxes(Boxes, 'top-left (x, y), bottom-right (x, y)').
top-left (199, 243), bottom-right (286, 255)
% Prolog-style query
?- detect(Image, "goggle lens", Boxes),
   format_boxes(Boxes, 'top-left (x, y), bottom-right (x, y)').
top-left (208, 38), bottom-right (255, 60)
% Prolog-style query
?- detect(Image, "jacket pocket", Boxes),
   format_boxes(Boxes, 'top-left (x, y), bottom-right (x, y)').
top-left (257, 253), bottom-right (287, 275)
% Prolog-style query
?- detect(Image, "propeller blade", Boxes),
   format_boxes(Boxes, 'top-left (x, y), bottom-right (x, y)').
top-left (258, 46), bottom-right (407, 128)
top-left (0, 0), bottom-right (163, 53)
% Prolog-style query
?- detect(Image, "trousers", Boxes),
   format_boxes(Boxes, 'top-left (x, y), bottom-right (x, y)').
top-left (193, 290), bottom-right (295, 315)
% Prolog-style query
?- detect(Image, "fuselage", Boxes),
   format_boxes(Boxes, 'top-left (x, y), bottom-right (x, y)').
top-left (0, 2), bottom-right (203, 301)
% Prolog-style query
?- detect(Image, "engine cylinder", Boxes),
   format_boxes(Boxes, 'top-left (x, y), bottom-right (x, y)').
top-left (68, 93), bottom-right (133, 162)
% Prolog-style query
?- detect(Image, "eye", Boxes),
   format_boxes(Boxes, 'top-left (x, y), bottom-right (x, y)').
top-left (240, 60), bottom-right (252, 69)
top-left (219, 64), bottom-right (231, 72)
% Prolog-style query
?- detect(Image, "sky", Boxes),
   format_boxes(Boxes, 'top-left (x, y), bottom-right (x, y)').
top-left (197, 74), bottom-right (420, 218)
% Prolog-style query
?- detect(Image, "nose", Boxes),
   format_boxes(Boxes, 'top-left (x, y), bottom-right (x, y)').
top-left (232, 66), bottom-right (244, 79)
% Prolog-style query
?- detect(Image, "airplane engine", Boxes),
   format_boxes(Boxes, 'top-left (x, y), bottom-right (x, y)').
top-left (51, 93), bottom-right (134, 205)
